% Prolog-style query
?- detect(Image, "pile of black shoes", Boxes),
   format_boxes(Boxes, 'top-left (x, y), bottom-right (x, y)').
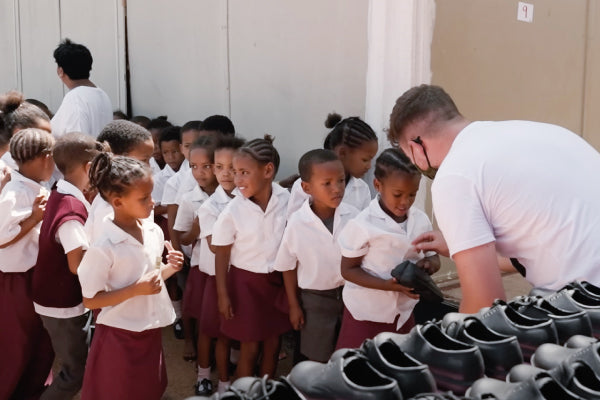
top-left (186, 281), bottom-right (600, 400)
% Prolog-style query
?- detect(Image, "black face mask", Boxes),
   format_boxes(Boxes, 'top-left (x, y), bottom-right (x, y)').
top-left (410, 136), bottom-right (437, 180)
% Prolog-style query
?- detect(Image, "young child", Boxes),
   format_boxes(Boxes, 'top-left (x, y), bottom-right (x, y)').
top-left (85, 120), bottom-right (154, 244)
top-left (193, 135), bottom-right (245, 395)
top-left (77, 153), bottom-right (184, 399)
top-left (286, 113), bottom-right (378, 217)
top-left (32, 132), bottom-right (102, 399)
top-left (174, 136), bottom-right (218, 365)
top-left (0, 128), bottom-right (55, 400)
top-left (147, 116), bottom-right (172, 173)
top-left (336, 148), bottom-right (440, 349)
top-left (275, 149), bottom-right (359, 362)
top-left (152, 126), bottom-right (185, 217)
top-left (212, 135), bottom-right (291, 379)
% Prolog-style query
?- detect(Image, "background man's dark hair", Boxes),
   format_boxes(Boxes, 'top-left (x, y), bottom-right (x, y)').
top-left (53, 38), bottom-right (93, 80)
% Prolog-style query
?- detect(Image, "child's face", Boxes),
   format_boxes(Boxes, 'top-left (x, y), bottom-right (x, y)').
top-left (149, 129), bottom-right (164, 163)
top-left (112, 175), bottom-right (155, 220)
top-left (160, 140), bottom-right (184, 171)
top-left (338, 140), bottom-right (378, 178)
top-left (374, 171), bottom-right (420, 221)
top-left (213, 148), bottom-right (236, 192)
top-left (233, 153), bottom-right (272, 199)
top-left (189, 147), bottom-right (217, 191)
top-left (301, 160), bottom-right (345, 211)
top-left (124, 138), bottom-right (154, 166)
top-left (180, 130), bottom-right (206, 160)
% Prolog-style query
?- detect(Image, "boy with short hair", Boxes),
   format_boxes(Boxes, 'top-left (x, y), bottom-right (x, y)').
top-left (153, 126), bottom-right (184, 215)
top-left (274, 149), bottom-right (359, 362)
top-left (31, 132), bottom-right (103, 399)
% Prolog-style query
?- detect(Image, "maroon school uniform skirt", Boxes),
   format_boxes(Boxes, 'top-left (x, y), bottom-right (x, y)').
top-left (220, 266), bottom-right (291, 342)
top-left (81, 324), bottom-right (167, 400)
top-left (335, 307), bottom-right (415, 350)
top-left (199, 274), bottom-right (222, 338)
top-left (0, 269), bottom-right (54, 400)
top-left (182, 267), bottom-right (208, 320)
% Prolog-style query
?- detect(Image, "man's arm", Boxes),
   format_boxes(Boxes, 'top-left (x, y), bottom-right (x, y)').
top-left (453, 241), bottom-right (506, 313)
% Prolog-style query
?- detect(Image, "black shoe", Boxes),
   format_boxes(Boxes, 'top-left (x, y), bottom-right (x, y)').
top-left (545, 288), bottom-right (600, 338)
top-left (566, 335), bottom-right (598, 349)
top-left (443, 301), bottom-right (558, 361)
top-left (408, 392), bottom-right (479, 399)
top-left (174, 318), bottom-right (185, 340)
top-left (382, 322), bottom-right (484, 394)
top-left (468, 373), bottom-right (586, 400)
top-left (391, 260), bottom-right (444, 303)
top-left (532, 341), bottom-right (600, 373)
top-left (362, 334), bottom-right (437, 398)
top-left (508, 296), bottom-right (592, 344)
top-left (230, 375), bottom-right (305, 400)
top-left (288, 348), bottom-right (402, 400)
top-left (566, 281), bottom-right (600, 299)
top-left (195, 379), bottom-right (214, 396)
top-left (442, 316), bottom-right (523, 380)
top-left (507, 363), bottom-right (547, 383)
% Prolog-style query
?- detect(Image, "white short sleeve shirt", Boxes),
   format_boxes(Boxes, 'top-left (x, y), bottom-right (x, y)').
top-left (274, 200), bottom-right (359, 290)
top-left (212, 183), bottom-right (289, 273)
top-left (173, 185), bottom-right (209, 264)
top-left (78, 218), bottom-right (175, 332)
top-left (51, 86), bottom-right (113, 138)
top-left (337, 198), bottom-right (433, 327)
top-left (152, 164), bottom-right (175, 204)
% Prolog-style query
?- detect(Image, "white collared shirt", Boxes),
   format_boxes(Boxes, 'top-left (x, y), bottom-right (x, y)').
top-left (173, 185), bottom-right (209, 263)
top-left (195, 185), bottom-right (237, 275)
top-left (0, 171), bottom-right (48, 272)
top-left (337, 198), bottom-right (434, 327)
top-left (78, 218), bottom-right (175, 332)
top-left (212, 183), bottom-right (289, 274)
top-left (149, 157), bottom-right (162, 176)
top-left (286, 176), bottom-right (371, 218)
top-left (161, 161), bottom-right (191, 206)
top-left (152, 164), bottom-right (175, 204)
top-left (34, 179), bottom-right (90, 318)
top-left (275, 200), bottom-right (359, 290)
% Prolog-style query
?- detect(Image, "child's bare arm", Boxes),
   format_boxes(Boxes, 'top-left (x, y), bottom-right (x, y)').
top-left (179, 216), bottom-right (200, 246)
top-left (214, 244), bottom-right (234, 319)
top-left (66, 247), bottom-right (86, 274)
top-left (282, 268), bottom-right (304, 330)
top-left (82, 269), bottom-right (162, 309)
top-left (0, 194), bottom-right (46, 249)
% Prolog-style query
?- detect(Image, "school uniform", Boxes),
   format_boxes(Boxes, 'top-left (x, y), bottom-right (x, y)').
top-left (149, 157), bottom-right (162, 176)
top-left (286, 176), bottom-right (371, 218)
top-left (335, 197), bottom-right (435, 349)
top-left (175, 184), bottom-right (209, 320)
top-left (152, 163), bottom-right (175, 206)
top-left (78, 218), bottom-right (175, 400)
top-left (194, 186), bottom-right (237, 337)
top-left (0, 171), bottom-right (54, 400)
top-left (212, 183), bottom-right (291, 342)
top-left (275, 200), bottom-right (359, 362)
top-left (32, 179), bottom-right (90, 399)
top-left (161, 160), bottom-right (191, 206)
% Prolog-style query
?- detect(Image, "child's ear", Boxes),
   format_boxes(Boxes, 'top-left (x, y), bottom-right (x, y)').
top-left (373, 177), bottom-right (382, 193)
top-left (111, 196), bottom-right (122, 210)
top-left (264, 162), bottom-right (275, 179)
top-left (300, 180), bottom-right (312, 195)
top-left (84, 161), bottom-right (92, 175)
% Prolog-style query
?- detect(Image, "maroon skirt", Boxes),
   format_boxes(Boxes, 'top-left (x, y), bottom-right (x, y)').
top-left (81, 324), bottom-right (167, 400)
top-left (182, 267), bottom-right (208, 320)
top-left (220, 266), bottom-right (291, 342)
top-left (199, 275), bottom-right (222, 338)
top-left (0, 269), bottom-right (54, 400)
top-left (335, 307), bottom-right (415, 350)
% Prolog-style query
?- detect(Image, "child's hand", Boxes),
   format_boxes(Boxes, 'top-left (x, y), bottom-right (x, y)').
top-left (386, 278), bottom-right (420, 300)
top-left (164, 241), bottom-right (184, 271)
top-left (416, 258), bottom-right (439, 275)
top-left (136, 270), bottom-right (162, 296)
top-left (31, 193), bottom-right (48, 222)
top-left (218, 293), bottom-right (234, 320)
top-left (289, 304), bottom-right (305, 331)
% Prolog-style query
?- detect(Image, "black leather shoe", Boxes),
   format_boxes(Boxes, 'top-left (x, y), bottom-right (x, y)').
top-left (362, 334), bottom-right (436, 398)
top-left (508, 296), bottom-right (592, 344)
top-left (545, 288), bottom-right (600, 338)
top-left (507, 363), bottom-right (547, 383)
top-left (566, 281), bottom-right (600, 299)
top-left (468, 373), bottom-right (586, 400)
top-left (442, 316), bottom-right (523, 380)
top-left (565, 335), bottom-right (598, 349)
top-left (533, 342), bottom-right (600, 372)
top-left (408, 393), bottom-right (479, 399)
top-left (381, 322), bottom-right (484, 394)
top-left (391, 260), bottom-right (444, 303)
top-left (443, 301), bottom-right (558, 361)
top-left (230, 375), bottom-right (306, 400)
top-left (288, 348), bottom-right (402, 400)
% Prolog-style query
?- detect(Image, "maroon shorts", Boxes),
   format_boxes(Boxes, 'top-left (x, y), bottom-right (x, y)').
top-left (0, 269), bottom-right (54, 400)
top-left (198, 275), bottom-right (222, 338)
top-left (335, 307), bottom-right (415, 350)
top-left (220, 266), bottom-right (291, 342)
top-left (81, 324), bottom-right (167, 400)
top-left (182, 267), bottom-right (208, 320)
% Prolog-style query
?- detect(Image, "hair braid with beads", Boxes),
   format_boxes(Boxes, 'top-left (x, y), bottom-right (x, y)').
top-left (89, 153), bottom-right (152, 200)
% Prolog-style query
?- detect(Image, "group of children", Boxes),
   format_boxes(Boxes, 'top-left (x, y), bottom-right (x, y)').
top-left (0, 90), bottom-right (440, 399)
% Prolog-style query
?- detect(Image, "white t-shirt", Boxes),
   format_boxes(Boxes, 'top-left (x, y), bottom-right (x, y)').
top-left (0, 171), bottom-right (48, 272)
top-left (51, 86), bottom-right (113, 138)
top-left (34, 179), bottom-right (90, 318)
top-left (338, 198), bottom-right (433, 327)
top-left (275, 200), bottom-right (359, 290)
top-left (173, 185), bottom-right (209, 262)
top-left (212, 183), bottom-right (289, 274)
top-left (78, 218), bottom-right (175, 332)
top-left (433, 120), bottom-right (600, 290)
top-left (286, 176), bottom-right (371, 218)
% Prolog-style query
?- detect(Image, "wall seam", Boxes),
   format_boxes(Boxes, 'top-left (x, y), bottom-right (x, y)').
top-left (226, 0), bottom-right (232, 117)
top-left (15, 0), bottom-right (22, 91)
top-left (581, 0), bottom-right (591, 137)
